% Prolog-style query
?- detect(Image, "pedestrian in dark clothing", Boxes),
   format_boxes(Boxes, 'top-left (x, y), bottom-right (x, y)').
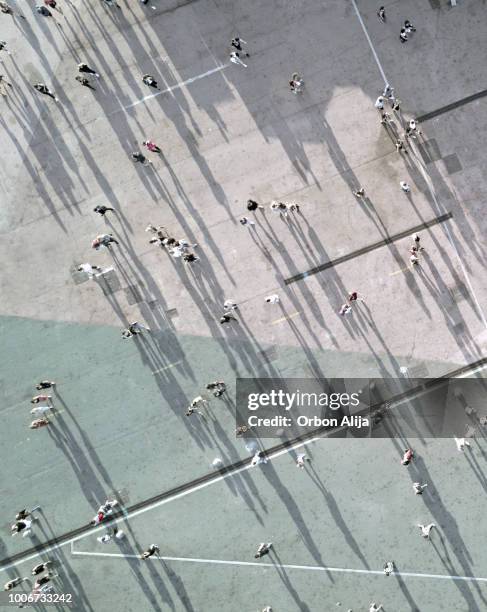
top-left (36, 381), bottom-right (55, 390)
top-left (247, 199), bottom-right (263, 211)
top-left (78, 62), bottom-right (99, 77)
top-left (231, 37), bottom-right (249, 56)
top-left (132, 151), bottom-right (152, 165)
top-left (94, 205), bottom-right (115, 216)
top-left (141, 544), bottom-right (159, 559)
top-left (142, 74), bottom-right (159, 89)
top-left (220, 313), bottom-right (238, 324)
top-left (32, 561), bottom-right (53, 576)
top-left (33, 83), bottom-right (58, 101)
top-left (377, 6), bottom-right (385, 22)
top-left (75, 76), bottom-right (96, 89)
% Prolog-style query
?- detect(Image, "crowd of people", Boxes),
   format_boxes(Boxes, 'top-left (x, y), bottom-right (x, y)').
top-left (2, 1), bottom-right (464, 610)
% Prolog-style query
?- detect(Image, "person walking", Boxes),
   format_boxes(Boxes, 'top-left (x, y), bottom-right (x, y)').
top-left (395, 140), bottom-right (407, 154)
top-left (417, 523), bottom-right (435, 539)
top-left (410, 252), bottom-right (419, 267)
top-left (348, 291), bottom-right (365, 303)
top-left (35, 5), bottom-right (54, 17)
top-left (36, 380), bottom-right (55, 390)
top-left (401, 448), bottom-right (414, 465)
top-left (122, 322), bottom-right (150, 339)
top-left (75, 76), bottom-right (96, 89)
top-left (128, 321), bottom-right (150, 334)
top-left (239, 216), bottom-right (255, 227)
top-left (399, 28), bottom-right (408, 43)
top-left (183, 252), bottom-right (199, 264)
top-left (31, 561), bottom-right (53, 576)
top-left (142, 74), bottom-right (159, 88)
top-left (247, 199), bottom-right (263, 211)
top-left (296, 453), bottom-right (306, 468)
top-left (413, 482), bottom-right (428, 495)
top-left (0, 74), bottom-right (12, 96)
top-left (97, 534), bottom-right (112, 544)
top-left (142, 140), bottom-right (161, 153)
top-left (31, 395), bottom-right (51, 404)
top-left (377, 6), bottom-right (385, 22)
top-left (132, 151), bottom-right (152, 165)
top-left (90, 511), bottom-right (106, 526)
top-left (412, 233), bottom-right (424, 251)
top-left (78, 62), bottom-right (99, 77)
top-left (0, 40), bottom-right (11, 57)
top-left (4, 577), bottom-right (28, 591)
top-left (404, 19), bottom-right (416, 33)
top-left (140, 544), bottom-right (159, 559)
top-left (383, 560), bottom-right (394, 576)
top-left (251, 450), bottom-right (267, 467)
top-left (30, 404), bottom-right (53, 418)
top-left (15, 507), bottom-right (40, 521)
top-left (289, 73), bottom-right (304, 94)
top-left (78, 263), bottom-right (102, 278)
top-left (44, 0), bottom-right (63, 13)
top-left (92, 234), bottom-right (119, 250)
top-left (206, 381), bottom-right (226, 397)
top-left (0, 1), bottom-right (26, 18)
top-left (231, 37), bottom-right (249, 56)
top-left (30, 418), bottom-right (50, 429)
top-left (33, 83), bottom-right (59, 101)
top-left (93, 205), bottom-right (115, 216)
top-left (98, 499), bottom-right (118, 515)
top-left (265, 294), bottom-right (280, 304)
top-left (374, 96), bottom-right (385, 110)
top-left (400, 181), bottom-right (410, 192)
top-left (255, 543), bottom-right (272, 558)
top-left (230, 51), bottom-right (247, 67)
top-left (34, 574), bottom-right (55, 590)
top-left (11, 518), bottom-right (33, 537)
top-left (455, 437), bottom-right (471, 452)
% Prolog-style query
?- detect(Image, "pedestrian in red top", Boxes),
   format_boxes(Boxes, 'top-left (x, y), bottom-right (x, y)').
top-left (44, 0), bottom-right (63, 13)
top-left (142, 140), bottom-right (161, 153)
top-left (401, 448), bottom-right (414, 465)
top-left (348, 291), bottom-right (365, 303)
top-left (90, 511), bottom-right (105, 526)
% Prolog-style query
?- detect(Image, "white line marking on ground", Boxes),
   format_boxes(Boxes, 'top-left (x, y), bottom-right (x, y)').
top-left (113, 65), bottom-right (228, 115)
top-left (152, 361), bottom-right (183, 375)
top-left (271, 311), bottom-right (301, 325)
top-left (0, 438), bottom-right (319, 572)
top-left (68, 551), bottom-right (487, 583)
top-left (350, 0), bottom-right (388, 85)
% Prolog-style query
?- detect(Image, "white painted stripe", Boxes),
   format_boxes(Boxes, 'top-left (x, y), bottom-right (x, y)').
top-left (112, 65), bottom-right (228, 115)
top-left (68, 550), bottom-right (487, 583)
top-left (0, 438), bottom-right (319, 572)
top-left (350, 0), bottom-right (388, 85)
top-left (152, 361), bottom-right (183, 375)
top-left (457, 362), bottom-right (487, 378)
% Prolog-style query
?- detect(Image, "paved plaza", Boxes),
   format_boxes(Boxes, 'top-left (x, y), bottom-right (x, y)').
top-left (1, 0), bottom-right (487, 610)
